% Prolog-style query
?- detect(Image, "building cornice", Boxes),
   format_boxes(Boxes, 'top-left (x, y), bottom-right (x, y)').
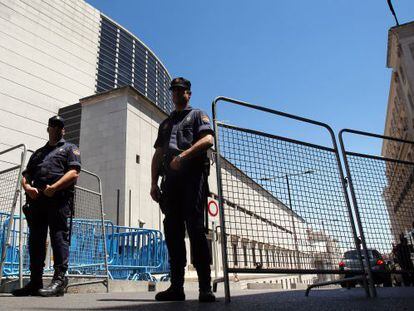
top-left (389, 21), bottom-right (414, 38)
top-left (387, 21), bottom-right (414, 68)
top-left (79, 85), bottom-right (168, 119)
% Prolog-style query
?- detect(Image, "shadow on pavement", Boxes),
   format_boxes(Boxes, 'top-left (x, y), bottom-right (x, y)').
top-left (97, 298), bottom-right (156, 302)
top-left (24, 287), bottom-right (414, 311)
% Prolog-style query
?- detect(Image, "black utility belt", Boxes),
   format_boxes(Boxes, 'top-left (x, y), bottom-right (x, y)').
top-left (28, 189), bottom-right (73, 199)
top-left (162, 155), bottom-right (209, 166)
top-left (162, 163), bottom-right (209, 175)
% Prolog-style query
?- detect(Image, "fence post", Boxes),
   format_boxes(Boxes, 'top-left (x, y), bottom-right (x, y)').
top-left (212, 98), bottom-right (231, 303)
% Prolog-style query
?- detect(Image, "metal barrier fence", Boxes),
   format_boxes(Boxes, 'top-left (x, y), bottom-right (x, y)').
top-left (0, 214), bottom-right (29, 277)
top-left (340, 129), bottom-right (414, 287)
top-left (13, 163), bottom-right (111, 283)
top-left (1, 218), bottom-right (169, 283)
top-left (0, 144), bottom-right (27, 283)
top-left (64, 169), bottom-right (110, 289)
top-left (0, 145), bottom-right (170, 288)
top-left (212, 97), bottom-right (373, 302)
top-left (0, 144), bottom-right (169, 288)
top-left (106, 225), bottom-right (169, 281)
top-left (68, 219), bottom-right (108, 276)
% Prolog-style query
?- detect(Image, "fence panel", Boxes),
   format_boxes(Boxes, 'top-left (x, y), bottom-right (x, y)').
top-left (340, 129), bottom-right (414, 286)
top-left (1, 149), bottom-right (165, 288)
top-left (63, 169), bottom-right (110, 286)
top-left (212, 97), bottom-right (372, 302)
top-left (106, 225), bottom-right (169, 281)
top-left (0, 215), bottom-right (29, 277)
top-left (0, 145), bottom-right (27, 282)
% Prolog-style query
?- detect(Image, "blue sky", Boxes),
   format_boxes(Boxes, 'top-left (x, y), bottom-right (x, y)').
top-left (86, 0), bottom-right (414, 154)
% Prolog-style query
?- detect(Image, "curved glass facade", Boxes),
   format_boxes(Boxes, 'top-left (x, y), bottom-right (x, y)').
top-left (96, 16), bottom-right (173, 114)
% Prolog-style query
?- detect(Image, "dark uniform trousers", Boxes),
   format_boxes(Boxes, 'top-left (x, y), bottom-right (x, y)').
top-left (161, 167), bottom-right (211, 291)
top-left (24, 193), bottom-right (72, 278)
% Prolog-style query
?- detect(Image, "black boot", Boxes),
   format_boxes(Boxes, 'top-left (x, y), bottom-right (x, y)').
top-left (197, 265), bottom-right (215, 302)
top-left (11, 279), bottom-right (43, 297)
top-left (155, 286), bottom-right (185, 301)
top-left (199, 290), bottom-right (216, 303)
top-left (38, 270), bottom-right (68, 297)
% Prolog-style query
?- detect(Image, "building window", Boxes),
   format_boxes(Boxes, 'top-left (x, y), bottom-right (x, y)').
top-left (243, 245), bottom-right (248, 267)
top-left (117, 29), bottom-right (133, 86)
top-left (232, 243), bottom-right (238, 266)
top-left (259, 248), bottom-right (263, 266)
top-left (394, 97), bottom-right (400, 113)
top-left (399, 66), bottom-right (406, 84)
top-left (408, 93), bottom-right (414, 110)
top-left (97, 17), bottom-right (117, 92)
top-left (409, 43), bottom-right (414, 61)
top-left (252, 246), bottom-right (256, 265)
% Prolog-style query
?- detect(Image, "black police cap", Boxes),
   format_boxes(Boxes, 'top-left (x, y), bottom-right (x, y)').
top-left (48, 116), bottom-right (65, 128)
top-left (169, 77), bottom-right (191, 91)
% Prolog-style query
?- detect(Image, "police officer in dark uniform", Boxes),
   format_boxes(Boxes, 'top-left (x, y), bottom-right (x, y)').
top-left (151, 77), bottom-right (216, 302)
top-left (12, 116), bottom-right (81, 297)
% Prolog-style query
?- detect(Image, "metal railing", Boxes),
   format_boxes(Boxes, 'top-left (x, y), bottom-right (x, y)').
top-left (0, 144), bottom-right (27, 283)
top-left (106, 224), bottom-right (169, 281)
top-left (340, 129), bottom-right (414, 288)
top-left (212, 97), bottom-right (374, 302)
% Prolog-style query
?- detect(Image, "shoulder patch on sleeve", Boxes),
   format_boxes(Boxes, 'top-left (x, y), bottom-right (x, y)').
top-left (72, 148), bottom-right (80, 156)
top-left (201, 115), bottom-right (210, 123)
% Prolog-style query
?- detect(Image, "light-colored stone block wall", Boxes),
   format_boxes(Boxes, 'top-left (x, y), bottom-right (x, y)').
top-left (125, 90), bottom-right (166, 229)
top-left (383, 22), bottom-right (414, 241)
top-left (0, 0), bottom-right (100, 153)
top-left (79, 87), bottom-right (167, 230)
top-left (79, 89), bottom-right (129, 224)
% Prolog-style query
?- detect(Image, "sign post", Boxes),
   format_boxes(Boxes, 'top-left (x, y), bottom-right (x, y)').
top-left (208, 200), bottom-right (219, 279)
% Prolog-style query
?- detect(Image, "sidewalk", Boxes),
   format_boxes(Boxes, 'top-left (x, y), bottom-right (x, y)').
top-left (1, 287), bottom-right (413, 311)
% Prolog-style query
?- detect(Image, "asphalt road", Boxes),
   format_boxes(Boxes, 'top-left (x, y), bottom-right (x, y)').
top-left (1, 287), bottom-right (413, 311)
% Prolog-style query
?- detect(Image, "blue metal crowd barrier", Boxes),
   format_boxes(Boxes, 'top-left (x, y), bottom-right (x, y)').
top-left (1, 216), bottom-right (170, 281)
top-left (0, 212), bottom-right (29, 277)
top-left (1, 214), bottom-right (111, 277)
top-left (106, 224), bottom-right (169, 281)
top-left (66, 219), bottom-right (110, 275)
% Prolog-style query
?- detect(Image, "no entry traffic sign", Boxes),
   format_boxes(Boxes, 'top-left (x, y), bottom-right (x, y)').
top-left (208, 200), bottom-right (219, 217)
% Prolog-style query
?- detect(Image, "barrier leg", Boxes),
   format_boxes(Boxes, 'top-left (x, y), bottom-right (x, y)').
top-left (213, 277), bottom-right (225, 293)
top-left (305, 276), bottom-right (365, 297)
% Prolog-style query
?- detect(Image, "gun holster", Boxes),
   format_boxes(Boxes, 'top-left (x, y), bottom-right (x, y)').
top-left (22, 202), bottom-right (30, 215)
top-left (159, 176), bottom-right (168, 215)
top-left (22, 198), bottom-right (34, 224)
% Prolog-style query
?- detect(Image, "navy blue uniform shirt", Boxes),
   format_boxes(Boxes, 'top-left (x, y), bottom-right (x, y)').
top-left (154, 106), bottom-right (214, 152)
top-left (154, 106), bottom-right (214, 170)
top-left (23, 138), bottom-right (81, 190)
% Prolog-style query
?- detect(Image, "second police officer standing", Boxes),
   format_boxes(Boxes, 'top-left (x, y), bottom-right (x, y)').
top-left (150, 77), bottom-right (216, 302)
top-left (12, 116), bottom-right (81, 297)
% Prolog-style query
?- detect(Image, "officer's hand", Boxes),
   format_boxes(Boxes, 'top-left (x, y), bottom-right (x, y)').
top-left (170, 156), bottom-right (182, 171)
top-left (26, 186), bottom-right (40, 200)
top-left (44, 184), bottom-right (57, 198)
top-left (150, 184), bottom-right (161, 203)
